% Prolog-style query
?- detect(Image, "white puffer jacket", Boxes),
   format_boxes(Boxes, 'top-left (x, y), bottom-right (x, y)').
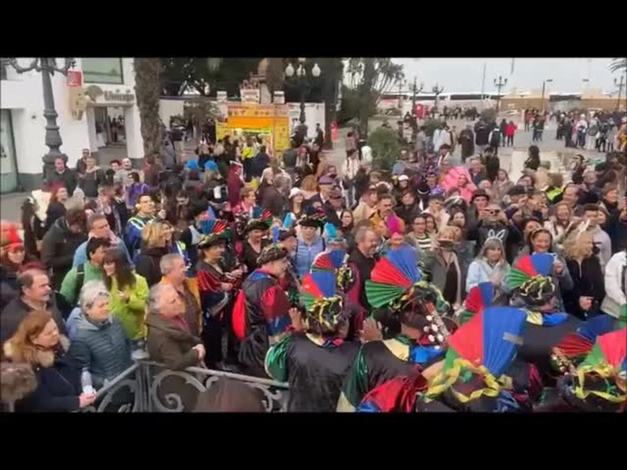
top-left (600, 251), bottom-right (626, 319)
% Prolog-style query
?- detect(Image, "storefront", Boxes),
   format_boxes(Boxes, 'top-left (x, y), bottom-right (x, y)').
top-left (0, 57), bottom-right (144, 192)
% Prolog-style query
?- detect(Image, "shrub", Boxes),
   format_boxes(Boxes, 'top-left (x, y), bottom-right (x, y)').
top-left (368, 127), bottom-right (401, 171)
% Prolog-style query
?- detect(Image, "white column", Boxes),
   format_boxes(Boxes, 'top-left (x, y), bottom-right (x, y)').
top-left (124, 104), bottom-right (144, 161)
top-left (86, 107), bottom-right (98, 153)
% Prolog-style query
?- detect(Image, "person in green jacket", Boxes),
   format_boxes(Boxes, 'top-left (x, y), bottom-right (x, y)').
top-left (103, 247), bottom-right (149, 341)
top-left (60, 237), bottom-right (110, 306)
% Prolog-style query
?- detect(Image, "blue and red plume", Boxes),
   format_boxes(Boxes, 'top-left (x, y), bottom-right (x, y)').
top-left (447, 306), bottom-right (527, 377)
top-left (366, 246), bottom-right (422, 308)
top-left (516, 253), bottom-right (554, 277)
top-left (466, 282), bottom-right (493, 314)
top-left (458, 282), bottom-right (494, 324)
top-left (507, 253), bottom-right (555, 290)
top-left (312, 249), bottom-right (346, 272)
top-left (371, 246), bottom-right (421, 288)
top-left (302, 270), bottom-right (337, 299)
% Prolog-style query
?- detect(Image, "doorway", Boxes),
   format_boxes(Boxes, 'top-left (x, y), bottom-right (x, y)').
top-left (1, 110), bottom-right (19, 193)
top-left (88, 105), bottom-right (129, 166)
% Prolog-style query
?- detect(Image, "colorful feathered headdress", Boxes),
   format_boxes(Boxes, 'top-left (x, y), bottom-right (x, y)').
top-left (551, 314), bottom-right (623, 373)
top-left (298, 208), bottom-right (327, 229)
top-left (365, 246), bottom-right (452, 346)
top-left (245, 209), bottom-right (273, 234)
top-left (425, 306), bottom-right (528, 407)
top-left (506, 253), bottom-right (556, 307)
top-left (300, 271), bottom-right (344, 332)
top-left (456, 282), bottom-right (494, 325)
top-left (565, 328), bottom-right (627, 408)
top-left (311, 248), bottom-right (353, 293)
top-left (198, 219), bottom-right (230, 248)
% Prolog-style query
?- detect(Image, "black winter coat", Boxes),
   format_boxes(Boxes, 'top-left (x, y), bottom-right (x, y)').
top-left (6, 337), bottom-right (82, 412)
top-left (47, 169), bottom-right (78, 195)
top-left (40, 217), bottom-right (87, 290)
top-left (135, 246), bottom-right (170, 287)
top-left (563, 257), bottom-right (606, 320)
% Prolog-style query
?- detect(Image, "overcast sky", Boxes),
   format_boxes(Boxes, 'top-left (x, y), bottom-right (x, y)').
top-left (391, 58), bottom-right (622, 94)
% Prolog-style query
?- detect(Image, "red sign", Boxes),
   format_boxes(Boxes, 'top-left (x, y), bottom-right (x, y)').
top-left (67, 71), bottom-right (83, 87)
top-left (331, 121), bottom-right (338, 141)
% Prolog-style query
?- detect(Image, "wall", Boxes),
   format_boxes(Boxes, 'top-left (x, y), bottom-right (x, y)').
top-left (0, 57), bottom-right (144, 190)
top-left (159, 98), bottom-right (185, 127)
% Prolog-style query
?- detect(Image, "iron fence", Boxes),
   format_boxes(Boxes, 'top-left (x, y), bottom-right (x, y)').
top-left (82, 360), bottom-right (289, 413)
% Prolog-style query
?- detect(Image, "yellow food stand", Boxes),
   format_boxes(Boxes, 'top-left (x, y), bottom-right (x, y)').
top-left (216, 102), bottom-right (290, 154)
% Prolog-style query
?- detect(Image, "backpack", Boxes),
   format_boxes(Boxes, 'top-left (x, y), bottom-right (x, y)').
top-left (74, 263), bottom-right (86, 305)
top-left (56, 264), bottom-right (85, 319)
top-left (490, 128), bottom-right (501, 146)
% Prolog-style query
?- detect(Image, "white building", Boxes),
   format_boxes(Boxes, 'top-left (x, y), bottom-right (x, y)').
top-left (1, 58), bottom-right (144, 193)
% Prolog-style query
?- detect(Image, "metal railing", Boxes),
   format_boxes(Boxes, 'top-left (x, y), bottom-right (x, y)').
top-left (82, 360), bottom-right (289, 413)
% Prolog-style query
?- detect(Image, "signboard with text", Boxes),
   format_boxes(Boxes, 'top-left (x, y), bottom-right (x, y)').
top-left (67, 71), bottom-right (83, 87)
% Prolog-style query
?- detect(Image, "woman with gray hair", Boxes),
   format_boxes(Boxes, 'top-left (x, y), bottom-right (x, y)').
top-left (67, 281), bottom-right (133, 390)
top-left (465, 238), bottom-right (510, 302)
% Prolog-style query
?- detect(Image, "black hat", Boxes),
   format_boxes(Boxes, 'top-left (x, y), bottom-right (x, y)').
top-left (298, 208), bottom-right (326, 229)
top-left (507, 185), bottom-right (528, 197)
top-left (470, 189), bottom-right (490, 202)
top-left (245, 220), bottom-right (271, 234)
top-left (190, 200), bottom-right (209, 219)
top-left (257, 245), bottom-right (288, 266)
top-left (277, 227), bottom-right (296, 242)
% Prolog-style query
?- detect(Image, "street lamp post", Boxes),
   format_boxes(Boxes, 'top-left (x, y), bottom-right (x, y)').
top-left (397, 78), bottom-right (406, 110)
top-left (493, 75), bottom-right (508, 112)
top-left (285, 58), bottom-right (321, 125)
top-left (3, 57), bottom-right (76, 182)
top-left (432, 83), bottom-right (444, 112)
top-left (540, 78), bottom-right (553, 113)
top-left (411, 77), bottom-right (424, 115)
top-left (614, 75), bottom-right (625, 111)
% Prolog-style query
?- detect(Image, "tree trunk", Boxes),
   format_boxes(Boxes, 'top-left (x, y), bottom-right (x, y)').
top-left (134, 58), bottom-right (163, 156)
top-left (359, 59), bottom-right (376, 139)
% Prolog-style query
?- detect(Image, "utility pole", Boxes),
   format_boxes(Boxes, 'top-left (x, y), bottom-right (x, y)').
top-left (615, 74), bottom-right (625, 111)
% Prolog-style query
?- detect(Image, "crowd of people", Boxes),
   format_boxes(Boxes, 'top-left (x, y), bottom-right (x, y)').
top-left (1, 109), bottom-right (626, 413)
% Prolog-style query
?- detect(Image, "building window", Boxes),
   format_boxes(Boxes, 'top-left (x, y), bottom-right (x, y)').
top-left (82, 58), bottom-right (124, 84)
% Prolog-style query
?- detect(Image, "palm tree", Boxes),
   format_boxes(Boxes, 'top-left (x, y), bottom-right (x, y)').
top-left (609, 58), bottom-right (626, 74)
top-left (134, 58), bottom-right (163, 155)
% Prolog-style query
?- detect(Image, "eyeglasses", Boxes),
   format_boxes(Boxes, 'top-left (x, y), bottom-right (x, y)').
top-left (8, 247), bottom-right (25, 253)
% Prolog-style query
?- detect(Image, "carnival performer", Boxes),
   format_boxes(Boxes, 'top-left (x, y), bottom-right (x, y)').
top-left (358, 292), bottom-right (542, 412)
top-left (337, 247), bottom-right (455, 411)
top-left (196, 220), bottom-right (244, 369)
top-left (505, 253), bottom-right (582, 378)
top-left (541, 328), bottom-right (626, 412)
top-left (265, 271), bottom-right (359, 412)
top-left (232, 244), bottom-right (294, 377)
